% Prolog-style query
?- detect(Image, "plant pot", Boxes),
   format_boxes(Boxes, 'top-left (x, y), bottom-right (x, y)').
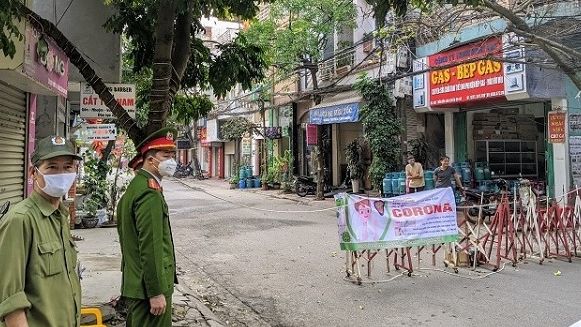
top-left (82, 216), bottom-right (99, 229)
top-left (262, 183), bottom-right (269, 190)
top-left (229, 183), bottom-right (237, 189)
top-left (351, 179), bottom-right (361, 193)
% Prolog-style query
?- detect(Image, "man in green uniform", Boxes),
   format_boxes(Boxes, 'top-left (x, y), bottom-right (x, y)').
top-left (117, 128), bottom-right (178, 327)
top-left (0, 136), bottom-right (82, 327)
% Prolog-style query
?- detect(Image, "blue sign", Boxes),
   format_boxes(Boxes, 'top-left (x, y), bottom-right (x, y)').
top-left (309, 102), bottom-right (360, 125)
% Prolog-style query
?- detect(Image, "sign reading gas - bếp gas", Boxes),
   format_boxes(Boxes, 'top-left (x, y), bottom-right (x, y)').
top-left (428, 37), bottom-right (505, 107)
top-left (80, 123), bottom-right (117, 141)
top-left (80, 82), bottom-right (136, 119)
top-left (335, 188), bottom-right (458, 250)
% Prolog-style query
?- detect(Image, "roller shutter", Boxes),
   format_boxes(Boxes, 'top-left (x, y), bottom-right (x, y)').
top-left (0, 81), bottom-right (27, 203)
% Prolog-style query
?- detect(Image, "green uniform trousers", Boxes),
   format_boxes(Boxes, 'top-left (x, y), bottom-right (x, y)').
top-left (125, 296), bottom-right (172, 327)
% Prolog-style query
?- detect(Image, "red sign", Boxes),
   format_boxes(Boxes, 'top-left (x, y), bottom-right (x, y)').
top-left (548, 111), bottom-right (566, 143)
top-left (428, 37), bottom-right (504, 107)
top-left (306, 124), bottom-right (318, 145)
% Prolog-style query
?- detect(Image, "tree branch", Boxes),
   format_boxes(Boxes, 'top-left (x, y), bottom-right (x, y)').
top-left (16, 2), bottom-right (144, 143)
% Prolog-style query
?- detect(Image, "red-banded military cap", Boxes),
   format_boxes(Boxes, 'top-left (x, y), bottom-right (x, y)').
top-left (136, 127), bottom-right (177, 155)
top-left (128, 154), bottom-right (144, 170)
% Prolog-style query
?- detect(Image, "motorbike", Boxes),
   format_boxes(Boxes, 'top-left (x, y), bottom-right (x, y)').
top-left (294, 175), bottom-right (332, 197)
top-left (173, 163), bottom-right (193, 178)
top-left (461, 179), bottom-right (511, 224)
top-left (0, 201), bottom-right (10, 220)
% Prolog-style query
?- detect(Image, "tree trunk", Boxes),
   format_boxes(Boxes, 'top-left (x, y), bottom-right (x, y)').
top-left (309, 65), bottom-right (325, 201)
top-left (17, 3), bottom-right (144, 144)
top-left (186, 124), bottom-right (202, 179)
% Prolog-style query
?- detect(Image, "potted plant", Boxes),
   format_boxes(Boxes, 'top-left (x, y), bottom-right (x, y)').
top-left (229, 175), bottom-right (239, 189)
top-left (345, 139), bottom-right (365, 193)
top-left (82, 197), bottom-right (100, 229)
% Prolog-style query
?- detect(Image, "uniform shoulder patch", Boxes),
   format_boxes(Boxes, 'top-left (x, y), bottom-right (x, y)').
top-left (148, 178), bottom-right (161, 191)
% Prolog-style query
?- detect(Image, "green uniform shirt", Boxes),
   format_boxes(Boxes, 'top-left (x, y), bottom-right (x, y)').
top-left (117, 169), bottom-right (177, 300)
top-left (0, 191), bottom-right (81, 327)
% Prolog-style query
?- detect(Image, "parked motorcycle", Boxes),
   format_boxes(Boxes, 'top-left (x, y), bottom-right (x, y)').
top-left (173, 163), bottom-right (193, 178)
top-left (294, 176), bottom-right (332, 197)
top-left (461, 179), bottom-right (511, 224)
top-left (0, 201), bottom-right (10, 221)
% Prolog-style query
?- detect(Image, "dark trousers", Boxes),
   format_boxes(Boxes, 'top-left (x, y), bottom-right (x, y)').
top-left (408, 187), bottom-right (424, 193)
top-left (125, 295), bottom-right (172, 327)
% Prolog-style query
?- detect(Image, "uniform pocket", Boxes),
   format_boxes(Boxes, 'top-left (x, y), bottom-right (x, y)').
top-left (38, 241), bottom-right (64, 276)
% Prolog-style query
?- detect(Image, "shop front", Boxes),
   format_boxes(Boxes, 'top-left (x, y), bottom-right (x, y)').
top-left (305, 92), bottom-right (364, 187)
top-left (0, 23), bottom-right (69, 203)
top-left (413, 34), bottom-right (568, 197)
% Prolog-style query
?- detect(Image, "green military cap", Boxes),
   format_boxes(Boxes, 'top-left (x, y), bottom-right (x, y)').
top-left (32, 135), bottom-right (82, 165)
top-left (136, 127), bottom-right (178, 155)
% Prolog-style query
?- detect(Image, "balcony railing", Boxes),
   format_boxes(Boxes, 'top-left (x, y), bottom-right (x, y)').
top-left (318, 47), bottom-right (356, 82)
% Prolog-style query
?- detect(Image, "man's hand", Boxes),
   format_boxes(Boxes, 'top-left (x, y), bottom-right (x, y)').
top-left (149, 294), bottom-right (166, 316)
top-left (5, 309), bottom-right (28, 327)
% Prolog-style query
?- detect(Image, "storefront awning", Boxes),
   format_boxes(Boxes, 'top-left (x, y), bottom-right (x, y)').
top-left (308, 92), bottom-right (362, 125)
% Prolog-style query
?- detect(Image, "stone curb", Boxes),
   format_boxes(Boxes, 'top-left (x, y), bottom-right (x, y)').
top-left (175, 282), bottom-right (226, 327)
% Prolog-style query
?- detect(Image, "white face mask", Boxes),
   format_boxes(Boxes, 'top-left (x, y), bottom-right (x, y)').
top-left (36, 169), bottom-right (76, 198)
top-left (153, 158), bottom-right (177, 177)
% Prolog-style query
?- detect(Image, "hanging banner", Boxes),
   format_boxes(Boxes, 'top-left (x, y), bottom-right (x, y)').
top-left (335, 188), bottom-right (458, 250)
top-left (306, 124), bottom-right (318, 145)
top-left (548, 111), bottom-right (566, 143)
top-left (80, 82), bottom-right (136, 119)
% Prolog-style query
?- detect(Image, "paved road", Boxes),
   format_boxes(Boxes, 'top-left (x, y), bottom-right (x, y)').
top-left (167, 178), bottom-right (581, 327)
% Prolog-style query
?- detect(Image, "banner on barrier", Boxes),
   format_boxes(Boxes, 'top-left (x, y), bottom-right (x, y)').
top-left (335, 188), bottom-right (459, 250)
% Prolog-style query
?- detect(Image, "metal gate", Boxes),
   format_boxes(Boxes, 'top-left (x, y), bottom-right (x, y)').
top-left (0, 82), bottom-right (27, 203)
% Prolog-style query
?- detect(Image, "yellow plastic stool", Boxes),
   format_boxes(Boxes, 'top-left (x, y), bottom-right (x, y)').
top-left (80, 307), bottom-right (107, 327)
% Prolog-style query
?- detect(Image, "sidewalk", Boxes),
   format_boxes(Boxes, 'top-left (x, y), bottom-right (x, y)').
top-left (74, 227), bottom-right (225, 327)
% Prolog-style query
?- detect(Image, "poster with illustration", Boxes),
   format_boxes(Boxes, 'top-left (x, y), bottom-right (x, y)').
top-left (335, 188), bottom-right (459, 250)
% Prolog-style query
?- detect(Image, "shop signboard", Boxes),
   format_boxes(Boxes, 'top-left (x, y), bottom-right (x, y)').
top-left (569, 113), bottom-right (581, 137)
top-left (80, 82), bottom-right (136, 119)
top-left (23, 26), bottom-right (69, 97)
top-left (80, 123), bottom-right (117, 141)
top-left (428, 37), bottom-right (504, 107)
top-left (335, 188), bottom-right (458, 250)
top-left (309, 102), bottom-right (359, 125)
top-left (242, 137), bottom-right (252, 155)
top-left (548, 111), bottom-right (566, 143)
top-left (569, 136), bottom-right (581, 188)
top-left (306, 124), bottom-right (318, 145)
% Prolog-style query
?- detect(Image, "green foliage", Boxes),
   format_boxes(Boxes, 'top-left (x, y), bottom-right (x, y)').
top-left (243, 0), bottom-right (356, 75)
top-left (0, 0), bottom-right (23, 58)
top-left (81, 151), bottom-right (111, 214)
top-left (345, 139), bottom-right (365, 180)
top-left (105, 1), bottom-right (266, 99)
top-left (173, 94), bottom-right (214, 123)
top-left (220, 117), bottom-right (253, 141)
top-left (354, 74), bottom-right (402, 190)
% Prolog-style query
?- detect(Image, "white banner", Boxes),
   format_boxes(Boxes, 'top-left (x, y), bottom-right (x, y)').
top-left (80, 82), bottom-right (136, 119)
top-left (335, 188), bottom-right (458, 250)
top-left (80, 123), bottom-right (117, 141)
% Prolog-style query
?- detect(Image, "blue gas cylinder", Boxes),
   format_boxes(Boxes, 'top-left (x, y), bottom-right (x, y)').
top-left (398, 172), bottom-right (406, 194)
top-left (475, 163), bottom-right (485, 181)
top-left (383, 173), bottom-right (393, 195)
top-left (239, 166), bottom-right (247, 179)
top-left (424, 170), bottom-right (434, 190)
top-left (238, 179), bottom-right (246, 189)
top-left (391, 174), bottom-right (400, 195)
top-left (484, 165), bottom-right (491, 180)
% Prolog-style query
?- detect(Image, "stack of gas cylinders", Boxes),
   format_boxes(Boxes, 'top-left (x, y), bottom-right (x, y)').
top-left (382, 161), bottom-right (497, 197)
